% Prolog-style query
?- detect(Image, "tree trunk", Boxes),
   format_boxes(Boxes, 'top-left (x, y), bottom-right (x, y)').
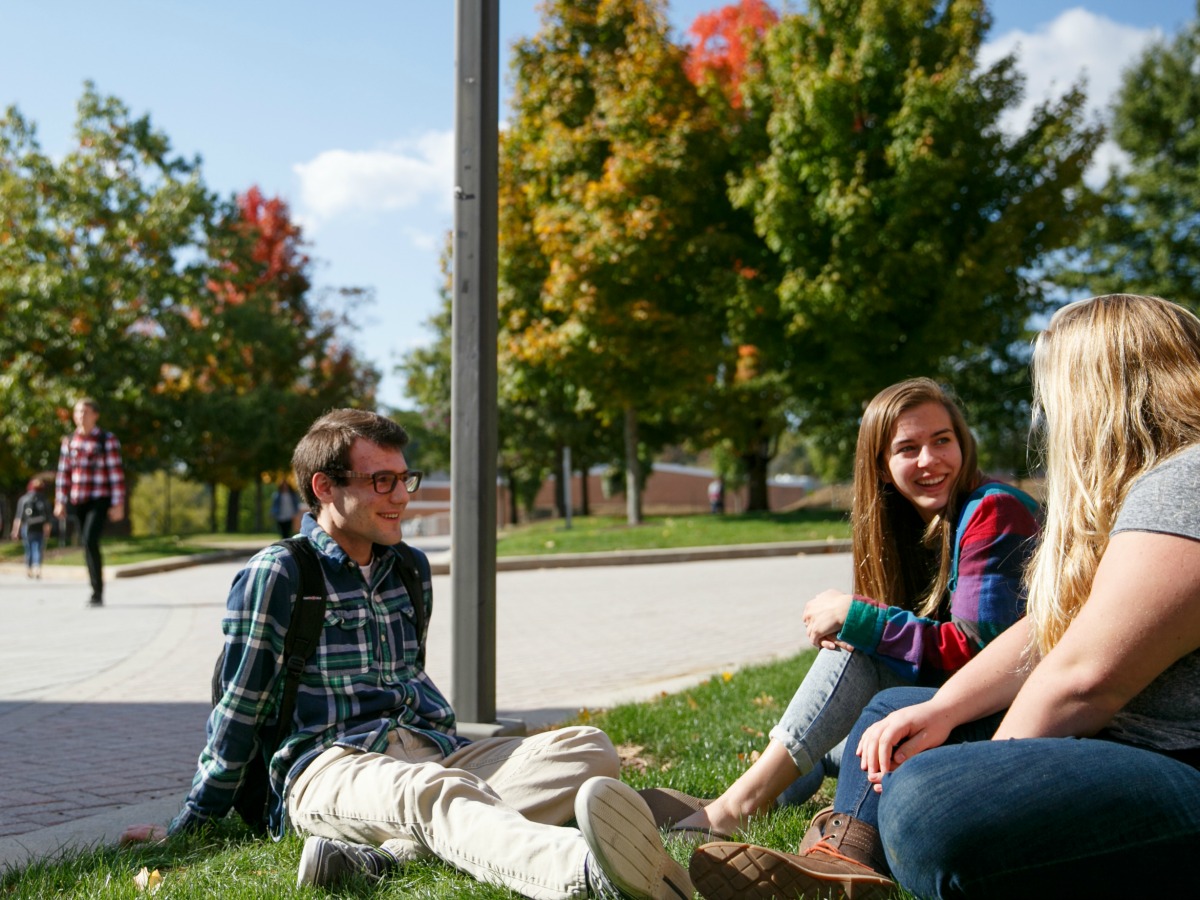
top-left (253, 478), bottom-right (265, 533)
top-left (208, 483), bottom-right (218, 533)
top-left (580, 466), bottom-right (590, 516)
top-left (225, 487), bottom-right (242, 533)
top-left (508, 472), bottom-right (523, 528)
top-left (553, 442), bottom-right (567, 518)
top-left (623, 405), bottom-right (642, 525)
top-left (742, 450), bottom-right (771, 512)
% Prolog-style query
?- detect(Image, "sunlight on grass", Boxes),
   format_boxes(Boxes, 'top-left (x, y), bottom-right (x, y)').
top-left (496, 509), bottom-right (850, 557)
top-left (0, 651), bottom-right (913, 898)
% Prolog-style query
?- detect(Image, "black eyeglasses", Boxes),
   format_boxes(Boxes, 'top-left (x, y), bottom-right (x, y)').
top-left (333, 470), bottom-right (423, 494)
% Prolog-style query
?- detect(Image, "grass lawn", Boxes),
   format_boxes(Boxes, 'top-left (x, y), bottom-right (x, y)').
top-left (0, 651), bottom-right (912, 899)
top-left (494, 508), bottom-right (850, 557)
top-left (1, 510), bottom-right (850, 567)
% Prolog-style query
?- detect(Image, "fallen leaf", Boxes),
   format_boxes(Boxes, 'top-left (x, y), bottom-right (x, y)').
top-left (133, 867), bottom-right (162, 893)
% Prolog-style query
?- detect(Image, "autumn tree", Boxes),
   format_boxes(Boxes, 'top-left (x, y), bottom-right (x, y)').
top-left (733, 0), bottom-right (1102, 473)
top-left (400, 235), bottom-right (613, 524)
top-left (162, 186), bottom-right (378, 531)
top-left (502, 0), bottom-right (736, 524)
top-left (679, 0), bottom-right (790, 509)
top-left (685, 0), bottom-right (778, 107)
top-left (0, 83), bottom-right (213, 487)
top-left (1056, 12), bottom-right (1200, 309)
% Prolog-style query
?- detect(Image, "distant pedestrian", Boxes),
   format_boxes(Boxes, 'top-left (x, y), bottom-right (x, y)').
top-left (55, 398), bottom-right (125, 607)
top-left (12, 477), bottom-right (50, 579)
top-left (707, 477), bottom-right (724, 514)
top-left (270, 478), bottom-right (301, 539)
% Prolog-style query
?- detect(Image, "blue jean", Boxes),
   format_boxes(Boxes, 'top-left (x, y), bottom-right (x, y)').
top-left (834, 687), bottom-right (1200, 898)
top-left (770, 648), bottom-right (910, 808)
top-left (21, 526), bottom-right (44, 568)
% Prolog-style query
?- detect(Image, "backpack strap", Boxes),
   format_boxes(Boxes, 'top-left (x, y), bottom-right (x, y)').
top-left (948, 482), bottom-right (1040, 592)
top-left (266, 537), bottom-right (327, 748)
top-left (393, 542), bottom-right (429, 667)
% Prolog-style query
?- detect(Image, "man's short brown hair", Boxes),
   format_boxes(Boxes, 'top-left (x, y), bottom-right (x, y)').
top-left (292, 409), bottom-right (409, 512)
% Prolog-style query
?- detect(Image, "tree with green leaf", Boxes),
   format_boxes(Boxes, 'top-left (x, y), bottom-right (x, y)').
top-left (1055, 13), bottom-right (1200, 308)
top-left (0, 83), bottom-right (213, 485)
top-left (679, 0), bottom-right (791, 509)
top-left (734, 0), bottom-right (1102, 471)
top-left (163, 186), bottom-right (378, 531)
top-left (502, 0), bottom-right (736, 524)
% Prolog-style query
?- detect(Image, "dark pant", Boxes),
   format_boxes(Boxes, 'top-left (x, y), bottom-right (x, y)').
top-left (72, 498), bottom-right (111, 602)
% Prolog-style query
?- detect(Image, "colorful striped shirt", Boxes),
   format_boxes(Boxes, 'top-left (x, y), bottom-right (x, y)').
top-left (55, 428), bottom-right (125, 508)
top-left (169, 515), bottom-right (466, 838)
top-left (838, 481), bottom-right (1040, 685)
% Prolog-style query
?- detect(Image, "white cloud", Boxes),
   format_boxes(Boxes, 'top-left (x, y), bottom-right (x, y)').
top-left (979, 8), bottom-right (1163, 184)
top-left (293, 129), bottom-right (455, 230)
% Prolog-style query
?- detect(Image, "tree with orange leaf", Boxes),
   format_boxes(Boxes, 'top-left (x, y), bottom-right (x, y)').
top-left (0, 83), bottom-right (213, 494)
top-left (684, 0), bottom-right (778, 108)
top-left (501, 0), bottom-right (737, 524)
top-left (162, 187), bottom-right (378, 530)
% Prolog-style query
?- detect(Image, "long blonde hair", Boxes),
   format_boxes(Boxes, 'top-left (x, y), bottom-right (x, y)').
top-left (852, 378), bottom-right (981, 617)
top-left (1026, 294), bottom-right (1200, 656)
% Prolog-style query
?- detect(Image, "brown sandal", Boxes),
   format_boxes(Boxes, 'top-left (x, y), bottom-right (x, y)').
top-left (636, 787), bottom-right (713, 829)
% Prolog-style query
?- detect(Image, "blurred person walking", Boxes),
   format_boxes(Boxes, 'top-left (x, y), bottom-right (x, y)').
top-left (55, 398), bottom-right (125, 606)
top-left (12, 476), bottom-right (51, 579)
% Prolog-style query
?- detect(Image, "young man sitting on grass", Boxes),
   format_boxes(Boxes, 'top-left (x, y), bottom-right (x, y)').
top-left (122, 409), bottom-right (693, 900)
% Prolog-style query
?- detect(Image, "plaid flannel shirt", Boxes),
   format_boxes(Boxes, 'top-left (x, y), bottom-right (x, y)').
top-left (839, 482), bottom-right (1040, 685)
top-left (56, 427), bottom-right (125, 508)
top-left (170, 515), bottom-right (465, 838)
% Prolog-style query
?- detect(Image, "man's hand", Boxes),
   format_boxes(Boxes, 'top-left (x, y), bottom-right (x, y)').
top-left (803, 589), bottom-right (854, 648)
top-left (108, 502), bottom-right (125, 523)
top-left (53, 502), bottom-right (65, 519)
top-left (120, 824), bottom-right (168, 845)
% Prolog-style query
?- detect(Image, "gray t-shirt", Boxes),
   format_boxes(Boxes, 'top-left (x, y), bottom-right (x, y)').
top-left (1106, 443), bottom-right (1200, 750)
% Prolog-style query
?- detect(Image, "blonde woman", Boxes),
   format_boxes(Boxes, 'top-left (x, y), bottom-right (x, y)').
top-left (625, 379), bottom-right (1039, 860)
top-left (690, 294), bottom-right (1200, 899)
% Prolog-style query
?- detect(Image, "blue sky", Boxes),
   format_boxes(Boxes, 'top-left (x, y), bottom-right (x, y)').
top-left (2, 1), bottom-right (1194, 408)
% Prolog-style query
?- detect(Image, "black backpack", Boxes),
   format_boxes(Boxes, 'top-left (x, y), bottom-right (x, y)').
top-left (211, 537), bottom-right (429, 833)
top-left (21, 494), bottom-right (48, 527)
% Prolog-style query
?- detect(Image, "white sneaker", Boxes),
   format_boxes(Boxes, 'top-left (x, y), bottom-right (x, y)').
top-left (576, 776), bottom-right (694, 900)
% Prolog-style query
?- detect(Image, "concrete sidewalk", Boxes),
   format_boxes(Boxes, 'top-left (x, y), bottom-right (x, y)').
top-left (0, 541), bottom-right (851, 873)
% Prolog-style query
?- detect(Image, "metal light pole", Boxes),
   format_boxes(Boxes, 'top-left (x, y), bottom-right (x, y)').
top-left (450, 0), bottom-right (499, 726)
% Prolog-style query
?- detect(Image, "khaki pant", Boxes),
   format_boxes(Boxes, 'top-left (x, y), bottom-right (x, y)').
top-left (287, 725), bottom-right (619, 900)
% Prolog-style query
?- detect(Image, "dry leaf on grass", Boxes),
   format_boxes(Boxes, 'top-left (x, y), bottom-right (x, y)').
top-left (133, 867), bottom-right (162, 893)
top-left (617, 743), bottom-right (658, 774)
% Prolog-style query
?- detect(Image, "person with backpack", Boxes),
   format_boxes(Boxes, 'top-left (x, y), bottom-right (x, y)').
top-left (11, 476), bottom-right (50, 579)
top-left (616, 378), bottom-right (1040, 870)
top-left (54, 397), bottom-right (125, 607)
top-left (122, 409), bottom-right (680, 900)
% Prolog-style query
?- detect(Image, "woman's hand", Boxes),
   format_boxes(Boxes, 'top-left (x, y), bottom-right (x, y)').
top-left (803, 589), bottom-right (854, 648)
top-left (856, 700), bottom-right (955, 791)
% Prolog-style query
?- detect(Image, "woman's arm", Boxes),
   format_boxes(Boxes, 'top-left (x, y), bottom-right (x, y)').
top-left (856, 617), bottom-right (1031, 780)
top-left (839, 492), bottom-right (1038, 680)
top-left (995, 530), bottom-right (1200, 740)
